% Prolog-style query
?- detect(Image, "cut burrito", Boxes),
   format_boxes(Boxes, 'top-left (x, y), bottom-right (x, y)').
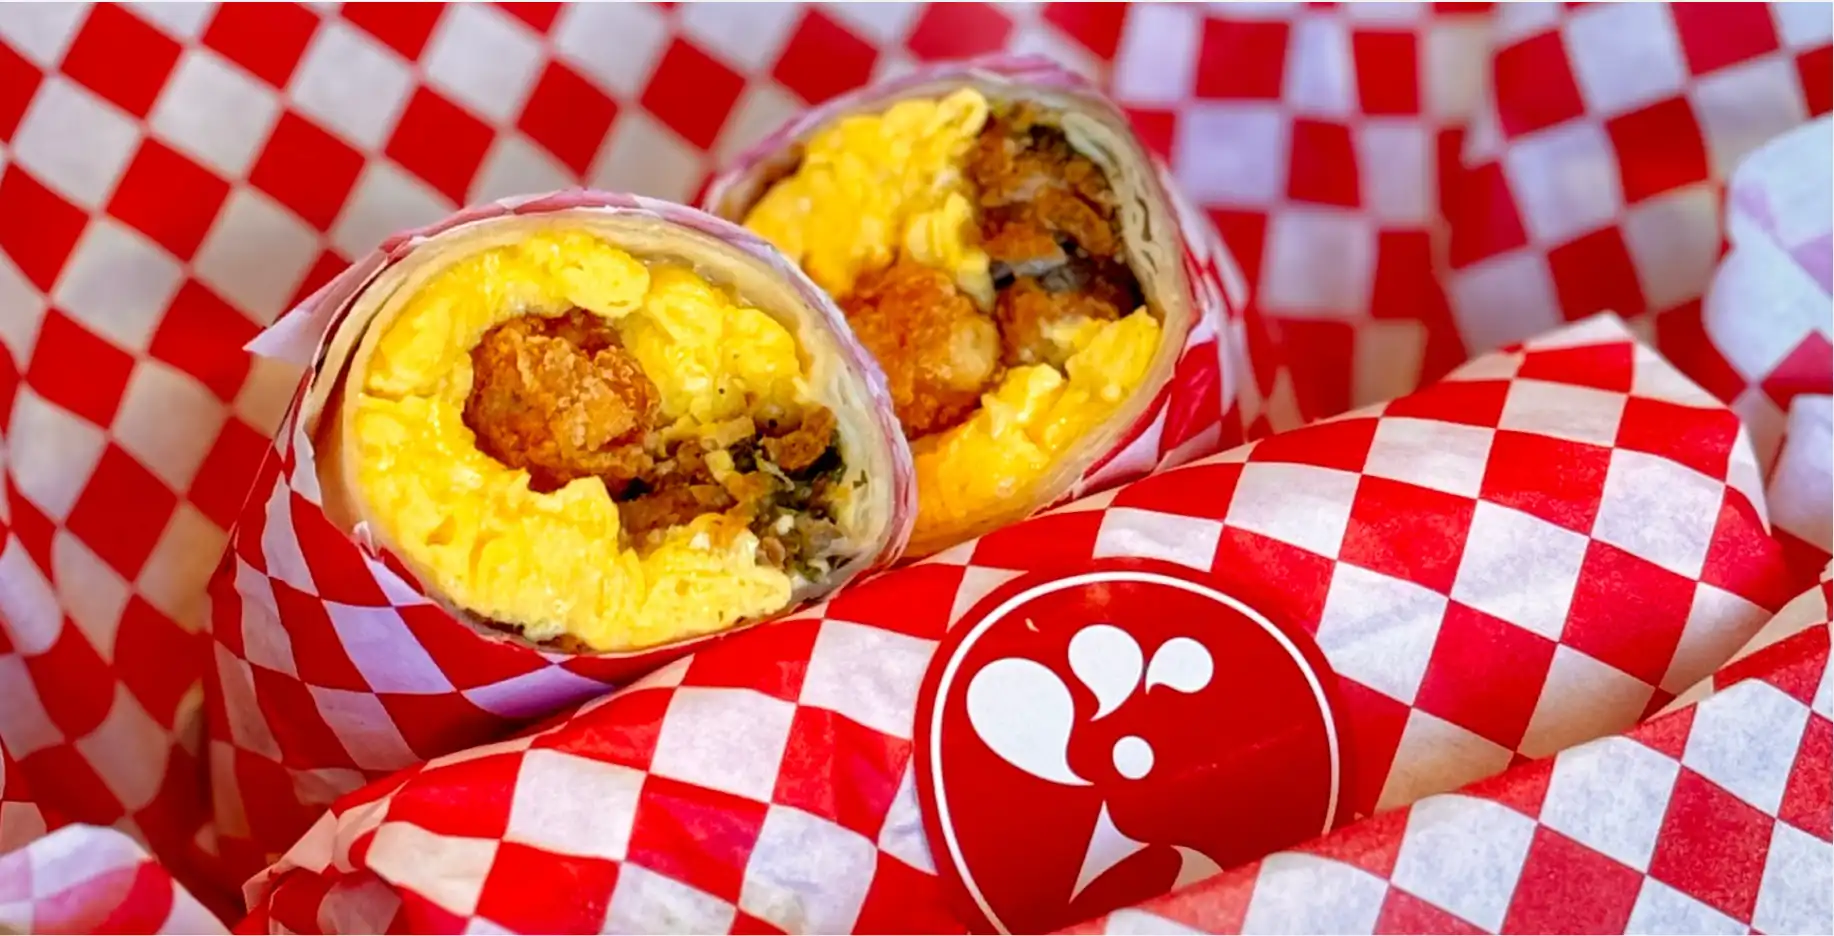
top-left (707, 63), bottom-right (1197, 555)
top-left (307, 203), bottom-right (912, 653)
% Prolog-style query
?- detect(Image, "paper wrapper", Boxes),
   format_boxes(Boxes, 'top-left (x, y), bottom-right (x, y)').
top-left (202, 192), bottom-right (916, 882)
top-left (703, 55), bottom-right (1303, 554)
top-left (240, 314), bottom-right (1792, 934)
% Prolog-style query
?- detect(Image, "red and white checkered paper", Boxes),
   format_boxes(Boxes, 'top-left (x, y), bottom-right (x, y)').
top-left (1, 2), bottom-right (1830, 930)
top-left (241, 315), bottom-right (1798, 934)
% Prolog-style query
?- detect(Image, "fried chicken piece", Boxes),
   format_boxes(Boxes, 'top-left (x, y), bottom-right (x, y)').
top-left (982, 210), bottom-right (1068, 277)
top-left (966, 106), bottom-right (1121, 256)
top-left (763, 406), bottom-right (838, 473)
top-left (843, 260), bottom-right (1001, 438)
top-left (463, 310), bottom-right (660, 494)
top-left (618, 484), bottom-right (736, 542)
top-left (995, 263), bottom-right (1139, 367)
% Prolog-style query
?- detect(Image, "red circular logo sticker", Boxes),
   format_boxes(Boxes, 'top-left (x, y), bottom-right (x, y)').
top-left (915, 564), bottom-right (1343, 934)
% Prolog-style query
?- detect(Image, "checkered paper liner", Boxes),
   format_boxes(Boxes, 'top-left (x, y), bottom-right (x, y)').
top-left (0, 824), bottom-right (227, 936)
top-left (240, 315), bottom-right (1794, 934)
top-left (704, 54), bottom-right (1302, 537)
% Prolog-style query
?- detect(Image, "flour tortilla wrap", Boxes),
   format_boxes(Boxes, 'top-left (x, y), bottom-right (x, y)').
top-left (302, 198), bottom-right (914, 653)
top-left (705, 58), bottom-right (1201, 556)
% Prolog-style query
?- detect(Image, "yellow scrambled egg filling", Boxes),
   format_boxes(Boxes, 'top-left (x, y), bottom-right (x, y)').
top-left (351, 230), bottom-right (807, 651)
top-left (744, 89), bottom-right (1162, 544)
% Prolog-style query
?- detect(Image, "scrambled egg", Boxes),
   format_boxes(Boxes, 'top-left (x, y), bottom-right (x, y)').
top-left (349, 230), bottom-right (805, 651)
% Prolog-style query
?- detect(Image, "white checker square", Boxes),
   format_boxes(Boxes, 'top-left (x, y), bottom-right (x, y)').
top-left (136, 504), bottom-right (227, 630)
top-left (51, 531), bottom-right (128, 657)
top-left (1519, 645), bottom-right (1655, 759)
top-left (235, 355), bottom-right (307, 434)
top-left (1358, 120), bottom-right (1431, 226)
top-left (1003, 24), bottom-right (1102, 84)
top-left (1630, 347), bottom-right (1720, 411)
top-left (740, 805), bottom-right (877, 935)
top-left (0, 801), bottom-right (48, 856)
top-left (714, 83), bottom-right (804, 166)
top-left (1592, 448), bottom-right (1723, 578)
top-left (8, 388), bottom-right (107, 523)
top-left (422, 3), bottom-right (544, 125)
top-left (365, 823), bottom-right (498, 916)
top-left (111, 360), bottom-right (226, 491)
top-left (1174, 103), bottom-right (1290, 208)
top-left (651, 687), bottom-right (797, 802)
top-left (125, 2), bottom-right (213, 40)
top-left (678, 2), bottom-right (800, 73)
top-left (1095, 508), bottom-right (1224, 571)
top-left (288, 20), bottom-right (415, 150)
top-left (1378, 710), bottom-right (1515, 812)
top-left (462, 666), bottom-right (610, 720)
top-left (53, 220), bottom-right (184, 354)
top-left (1111, 5), bottom-right (1201, 103)
top-left (309, 686), bottom-right (419, 772)
top-left (1563, 2), bottom-right (1688, 117)
top-left (1451, 502), bottom-right (1590, 640)
top-left (1284, 14), bottom-right (1355, 117)
top-left (1390, 794), bottom-right (1538, 932)
top-left (876, 767), bottom-right (936, 874)
top-left (468, 135), bottom-right (572, 205)
top-left (322, 603), bottom-right (455, 694)
top-left (1525, 312), bottom-right (1637, 350)
top-left (1226, 462), bottom-right (1360, 559)
top-left (1364, 417), bottom-right (1494, 498)
top-left (215, 643), bottom-right (282, 759)
top-left (1626, 878), bottom-right (1748, 935)
top-left (1259, 206), bottom-right (1377, 318)
top-left (1502, 119), bottom-right (1623, 246)
top-left (1660, 583), bottom-right (1768, 694)
top-left (71, 688), bottom-right (168, 811)
top-left (606, 864), bottom-right (737, 934)
top-left (552, 1), bottom-right (669, 98)
top-left (1499, 378), bottom-right (1627, 447)
top-left (1752, 820), bottom-right (1834, 936)
top-left (329, 161), bottom-right (452, 261)
top-left (589, 111), bottom-right (707, 204)
top-left (0, 653), bottom-right (65, 758)
top-left (1682, 679), bottom-right (1811, 814)
top-left (0, 3), bottom-right (86, 66)
top-left (1622, 186), bottom-right (1723, 313)
top-left (1540, 735), bottom-right (1680, 870)
top-left (824, 2), bottom-right (923, 46)
top-left (505, 748), bottom-right (644, 862)
top-left (1692, 57), bottom-right (1810, 180)
top-left (948, 566), bottom-right (1025, 627)
top-left (1316, 564), bottom-right (1447, 705)
top-left (0, 254), bottom-right (44, 361)
top-left (193, 188), bottom-right (319, 326)
top-left (150, 48), bottom-right (283, 178)
top-left (1104, 910), bottom-right (1205, 936)
top-left (800, 620), bottom-right (936, 740)
top-left (1238, 852), bottom-right (1388, 935)
top-left (1447, 252), bottom-right (1564, 355)
top-left (1423, 18), bottom-right (1490, 122)
top-left (1775, 0), bottom-right (1834, 48)
top-left (0, 536), bottom-right (60, 656)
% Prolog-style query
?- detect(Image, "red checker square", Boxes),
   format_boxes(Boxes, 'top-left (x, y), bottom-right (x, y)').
top-left (149, 281), bottom-right (258, 401)
top-left (265, 579), bottom-right (370, 691)
top-left (1288, 119), bottom-right (1361, 207)
top-left (58, 2), bottom-right (181, 117)
top-left (517, 61), bottom-right (619, 176)
top-left (1761, 332), bottom-right (1834, 410)
top-left (537, 685), bottom-right (669, 772)
top-left (1463, 750), bottom-right (1556, 817)
top-left (340, 2), bottom-right (443, 59)
top-left (386, 87), bottom-right (494, 204)
top-left (1446, 161), bottom-right (1529, 269)
top-left (1115, 463), bottom-right (1243, 520)
top-left (247, 666), bottom-right (360, 769)
top-left (94, 864), bottom-right (179, 934)
top-left (381, 693), bottom-right (497, 761)
top-left (398, 604), bottom-right (549, 690)
top-left (1195, 18), bottom-right (1289, 99)
top-left (22, 625), bottom-right (112, 737)
top-left (263, 873), bottom-right (334, 936)
top-left (1342, 476), bottom-right (1477, 595)
top-left (1044, 2), bottom-right (1127, 61)
top-left (972, 510), bottom-right (1103, 571)
top-left (1500, 825), bottom-right (1642, 933)
top-left (905, 3), bottom-right (1014, 62)
top-left (1563, 541), bottom-right (1695, 686)
top-left (1275, 319), bottom-right (1355, 420)
top-left (626, 774), bottom-right (769, 902)
top-left (1652, 300), bottom-right (1748, 403)
top-left (1250, 414), bottom-right (1379, 474)
top-left (1491, 30), bottom-right (1586, 138)
top-left (0, 166), bottom-right (88, 290)
top-left (202, 1), bottom-right (321, 89)
top-left (65, 443), bottom-right (178, 578)
top-left (1333, 677), bottom-right (1414, 820)
top-left (1211, 527), bottom-right (1338, 635)
top-left (107, 139), bottom-right (232, 260)
top-left (1415, 602), bottom-right (1557, 749)
top-left (1670, 2), bottom-right (1779, 77)
top-left (1606, 98), bottom-right (1710, 205)
top-left (0, 349), bottom-right (14, 436)
top-left (0, 481), bottom-right (46, 571)
top-left (384, 751), bottom-right (518, 839)
top-left (1298, 807), bottom-right (1408, 876)
top-left (289, 248), bottom-right (354, 310)
top-left (1123, 108), bottom-right (1177, 160)
top-left (853, 853), bottom-right (966, 936)
top-left (251, 112), bottom-right (366, 232)
top-left (116, 597), bottom-right (206, 727)
top-left (772, 10), bottom-right (877, 106)
top-left (17, 745), bottom-right (123, 826)
top-left (26, 310), bottom-right (135, 427)
top-left (1779, 714), bottom-right (1831, 841)
top-left (1775, 527), bottom-right (1830, 592)
top-left (1700, 494), bottom-right (1794, 612)
top-left (1615, 396), bottom-right (1737, 480)
top-left (1800, 46), bottom-right (1832, 117)
top-left (476, 842), bottom-right (620, 934)
top-left (1161, 338), bottom-right (1223, 452)
top-left (1384, 378), bottom-right (1512, 428)
top-left (826, 564), bottom-right (964, 640)
top-left (1208, 208), bottom-right (1266, 292)
top-left (1376, 887), bottom-right (1486, 934)
top-left (639, 40), bottom-right (745, 152)
top-left (496, 2), bottom-right (560, 34)
top-left (771, 706), bottom-right (910, 839)
top-left (1516, 341), bottom-right (1635, 392)
top-left (188, 418), bottom-right (271, 529)
top-left (1479, 430), bottom-right (1611, 534)
top-left (1546, 226), bottom-right (1649, 322)
top-left (1648, 768), bottom-right (1774, 922)
top-left (683, 617), bottom-right (819, 702)
top-left (290, 499), bottom-right (389, 606)
top-left (1632, 702), bottom-right (1696, 760)
top-left (0, 39), bottom-right (41, 142)
top-left (1352, 30), bottom-right (1420, 116)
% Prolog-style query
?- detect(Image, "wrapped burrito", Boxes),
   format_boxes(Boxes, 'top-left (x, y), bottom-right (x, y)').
top-left (707, 57), bottom-right (1273, 556)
